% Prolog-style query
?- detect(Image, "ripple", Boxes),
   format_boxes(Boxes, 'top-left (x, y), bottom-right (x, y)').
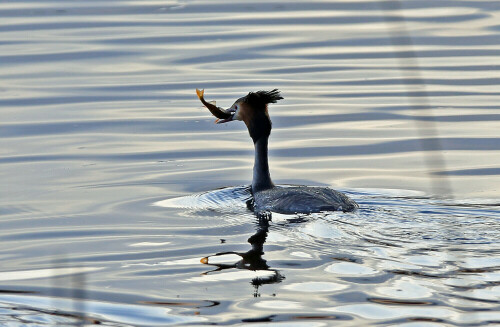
top-left (0, 293), bottom-right (203, 326)
top-left (323, 303), bottom-right (455, 320)
top-left (0, 50), bottom-right (137, 65)
top-left (375, 279), bottom-right (434, 299)
top-left (4, 137), bottom-right (497, 165)
top-left (154, 185), bottom-right (251, 211)
top-left (254, 300), bottom-right (303, 310)
top-left (0, 267), bottom-right (103, 282)
top-left (2, 0), bottom-right (500, 325)
top-left (435, 167), bottom-right (500, 176)
top-left (325, 262), bottom-right (378, 276)
top-left (282, 282), bottom-right (347, 293)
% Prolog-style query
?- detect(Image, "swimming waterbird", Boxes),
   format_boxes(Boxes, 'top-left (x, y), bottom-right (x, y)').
top-left (196, 89), bottom-right (358, 214)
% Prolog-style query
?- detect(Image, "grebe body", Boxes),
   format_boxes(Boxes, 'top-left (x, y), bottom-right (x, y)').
top-left (253, 185), bottom-right (358, 214)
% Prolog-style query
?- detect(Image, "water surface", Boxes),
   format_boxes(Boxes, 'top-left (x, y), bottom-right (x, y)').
top-left (1, 0), bottom-right (500, 325)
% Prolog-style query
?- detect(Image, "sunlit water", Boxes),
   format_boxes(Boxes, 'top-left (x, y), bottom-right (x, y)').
top-left (1, 0), bottom-right (500, 326)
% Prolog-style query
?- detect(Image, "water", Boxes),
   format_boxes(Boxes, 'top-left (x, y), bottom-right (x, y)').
top-left (1, 0), bottom-right (500, 325)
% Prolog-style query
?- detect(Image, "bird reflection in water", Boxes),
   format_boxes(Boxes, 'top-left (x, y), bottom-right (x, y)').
top-left (200, 214), bottom-right (284, 297)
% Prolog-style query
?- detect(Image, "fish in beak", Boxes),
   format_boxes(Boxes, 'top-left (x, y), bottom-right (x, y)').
top-left (196, 89), bottom-right (236, 124)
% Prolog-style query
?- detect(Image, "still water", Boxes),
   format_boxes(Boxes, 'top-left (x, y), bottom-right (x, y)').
top-left (1, 0), bottom-right (500, 325)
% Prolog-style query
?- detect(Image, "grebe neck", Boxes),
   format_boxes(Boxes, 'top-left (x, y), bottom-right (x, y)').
top-left (252, 136), bottom-right (274, 193)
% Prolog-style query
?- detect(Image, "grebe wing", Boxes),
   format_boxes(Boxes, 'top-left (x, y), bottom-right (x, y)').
top-left (253, 186), bottom-right (358, 214)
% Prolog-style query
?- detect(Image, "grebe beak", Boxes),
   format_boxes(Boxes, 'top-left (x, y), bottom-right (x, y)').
top-left (215, 107), bottom-right (237, 124)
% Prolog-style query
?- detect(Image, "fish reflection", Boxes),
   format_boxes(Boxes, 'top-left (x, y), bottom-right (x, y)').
top-left (200, 216), bottom-right (284, 297)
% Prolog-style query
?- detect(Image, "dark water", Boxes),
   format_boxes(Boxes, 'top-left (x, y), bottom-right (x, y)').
top-left (1, 0), bottom-right (500, 326)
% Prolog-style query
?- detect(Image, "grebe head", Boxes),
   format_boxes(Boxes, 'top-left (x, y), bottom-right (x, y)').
top-left (217, 89), bottom-right (283, 142)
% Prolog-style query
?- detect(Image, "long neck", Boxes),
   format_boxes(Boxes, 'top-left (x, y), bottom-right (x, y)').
top-left (252, 136), bottom-right (274, 193)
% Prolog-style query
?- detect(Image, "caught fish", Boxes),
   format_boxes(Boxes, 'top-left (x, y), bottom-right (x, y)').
top-left (196, 89), bottom-right (232, 122)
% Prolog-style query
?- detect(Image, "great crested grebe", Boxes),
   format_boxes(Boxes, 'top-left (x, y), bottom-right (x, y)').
top-left (196, 89), bottom-right (358, 214)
